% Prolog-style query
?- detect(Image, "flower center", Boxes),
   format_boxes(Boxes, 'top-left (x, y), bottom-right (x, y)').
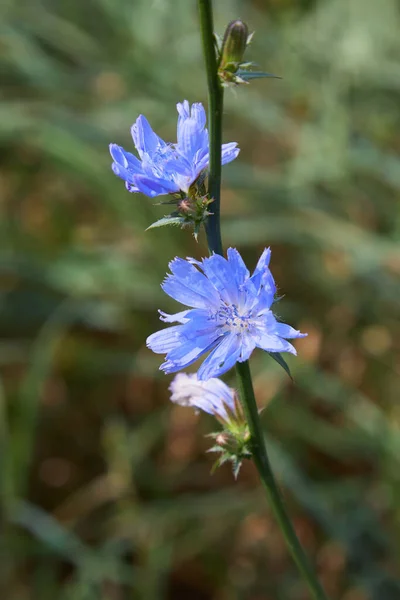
top-left (217, 304), bottom-right (250, 334)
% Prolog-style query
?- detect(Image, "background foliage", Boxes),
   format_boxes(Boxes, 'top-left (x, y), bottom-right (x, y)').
top-left (1, 0), bottom-right (399, 598)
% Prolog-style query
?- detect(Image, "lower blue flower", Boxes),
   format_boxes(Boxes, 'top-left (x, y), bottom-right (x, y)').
top-left (147, 248), bottom-right (307, 380)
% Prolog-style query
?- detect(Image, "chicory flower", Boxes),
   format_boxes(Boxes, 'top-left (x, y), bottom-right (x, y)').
top-left (147, 248), bottom-right (307, 380)
top-left (109, 100), bottom-right (239, 197)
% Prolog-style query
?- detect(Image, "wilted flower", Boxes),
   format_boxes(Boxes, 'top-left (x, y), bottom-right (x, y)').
top-left (169, 373), bottom-right (251, 477)
top-left (147, 248), bottom-right (307, 380)
top-left (169, 372), bottom-right (237, 422)
top-left (109, 100), bottom-right (239, 197)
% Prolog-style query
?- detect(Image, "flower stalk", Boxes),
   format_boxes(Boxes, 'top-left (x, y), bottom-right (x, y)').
top-left (198, 0), bottom-right (224, 256)
top-left (198, 2), bottom-right (329, 599)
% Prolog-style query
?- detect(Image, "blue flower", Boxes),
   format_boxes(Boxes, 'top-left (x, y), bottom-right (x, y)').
top-left (109, 100), bottom-right (239, 197)
top-left (147, 248), bottom-right (307, 380)
top-left (169, 373), bottom-right (236, 422)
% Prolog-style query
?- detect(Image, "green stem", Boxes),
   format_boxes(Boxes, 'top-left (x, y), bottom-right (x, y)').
top-left (236, 361), bottom-right (329, 600)
top-left (198, 0), bottom-right (224, 256)
top-left (198, 2), bottom-right (329, 598)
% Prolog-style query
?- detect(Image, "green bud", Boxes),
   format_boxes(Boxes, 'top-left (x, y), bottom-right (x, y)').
top-left (219, 20), bottom-right (249, 73)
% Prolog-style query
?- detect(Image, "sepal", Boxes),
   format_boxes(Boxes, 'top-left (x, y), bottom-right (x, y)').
top-left (147, 193), bottom-right (214, 241)
top-left (208, 428), bottom-right (252, 479)
top-left (236, 70), bottom-right (281, 82)
top-left (147, 216), bottom-right (187, 230)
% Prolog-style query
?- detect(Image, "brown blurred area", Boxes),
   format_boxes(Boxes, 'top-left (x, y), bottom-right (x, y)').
top-left (0, 0), bottom-right (399, 598)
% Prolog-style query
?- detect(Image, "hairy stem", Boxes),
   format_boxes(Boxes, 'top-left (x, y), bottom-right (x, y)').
top-left (198, 0), bottom-right (224, 256)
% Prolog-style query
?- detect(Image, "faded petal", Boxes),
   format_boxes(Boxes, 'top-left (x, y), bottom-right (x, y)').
top-left (169, 373), bottom-right (236, 420)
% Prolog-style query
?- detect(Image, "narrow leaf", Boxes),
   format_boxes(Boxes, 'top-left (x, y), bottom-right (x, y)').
top-left (268, 352), bottom-right (293, 380)
top-left (237, 70), bottom-right (281, 81)
top-left (146, 216), bottom-right (186, 230)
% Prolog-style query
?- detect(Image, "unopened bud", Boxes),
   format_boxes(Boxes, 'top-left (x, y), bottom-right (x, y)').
top-left (219, 20), bottom-right (249, 72)
top-left (215, 432), bottom-right (229, 447)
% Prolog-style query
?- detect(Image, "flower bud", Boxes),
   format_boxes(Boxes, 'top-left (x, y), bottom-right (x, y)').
top-left (219, 20), bottom-right (249, 72)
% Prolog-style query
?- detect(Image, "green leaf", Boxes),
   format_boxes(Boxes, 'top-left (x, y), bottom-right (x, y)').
top-left (146, 216), bottom-right (186, 230)
top-left (236, 70), bottom-right (281, 81)
top-left (268, 352), bottom-right (293, 380)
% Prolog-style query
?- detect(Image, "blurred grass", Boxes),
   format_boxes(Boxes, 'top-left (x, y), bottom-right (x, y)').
top-left (0, 0), bottom-right (399, 598)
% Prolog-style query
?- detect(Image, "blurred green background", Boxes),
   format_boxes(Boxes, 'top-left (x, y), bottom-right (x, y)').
top-left (1, 0), bottom-right (399, 598)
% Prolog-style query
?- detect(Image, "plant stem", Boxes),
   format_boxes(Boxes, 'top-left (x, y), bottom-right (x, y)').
top-left (198, 0), bottom-right (224, 256)
top-left (236, 361), bottom-right (329, 600)
top-left (198, 2), bottom-right (329, 598)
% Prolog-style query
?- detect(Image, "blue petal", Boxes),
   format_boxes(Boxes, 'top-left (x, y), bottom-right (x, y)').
top-left (274, 322), bottom-right (307, 339)
top-left (221, 143), bottom-right (240, 165)
top-left (249, 287), bottom-right (275, 315)
top-left (254, 330), bottom-right (296, 354)
top-left (109, 144), bottom-right (142, 172)
top-left (134, 174), bottom-right (179, 194)
top-left (111, 162), bottom-right (137, 185)
top-left (163, 155), bottom-right (192, 177)
top-left (239, 333), bottom-right (256, 362)
top-left (159, 309), bottom-right (190, 324)
top-left (146, 325), bottom-right (182, 354)
top-left (253, 247), bottom-right (271, 271)
top-left (193, 152), bottom-right (210, 174)
top-left (109, 143), bottom-right (128, 167)
top-left (178, 310), bottom-right (218, 338)
top-left (177, 111), bottom-right (208, 163)
top-left (227, 248), bottom-right (250, 287)
top-left (163, 259), bottom-right (220, 309)
top-left (176, 100), bottom-right (190, 120)
top-left (131, 115), bottom-right (164, 159)
top-left (192, 103), bottom-right (206, 129)
top-left (169, 259), bottom-right (220, 303)
top-left (161, 334), bottom-right (220, 373)
top-left (201, 254), bottom-right (239, 306)
top-left (197, 333), bottom-right (242, 380)
top-left (133, 175), bottom-right (178, 197)
top-left (250, 248), bottom-right (276, 297)
top-left (125, 181), bottom-right (140, 193)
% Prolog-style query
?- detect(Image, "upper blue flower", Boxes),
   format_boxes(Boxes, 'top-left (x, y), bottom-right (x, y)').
top-left (169, 373), bottom-right (236, 422)
top-left (109, 100), bottom-right (239, 197)
top-left (147, 248), bottom-right (307, 380)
